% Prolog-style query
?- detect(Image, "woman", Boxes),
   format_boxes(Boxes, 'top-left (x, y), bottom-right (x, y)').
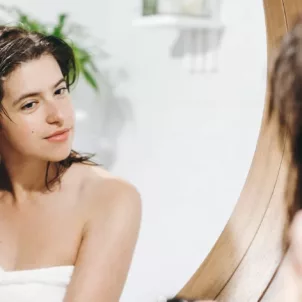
top-left (0, 25), bottom-right (142, 302)
top-left (268, 14), bottom-right (302, 301)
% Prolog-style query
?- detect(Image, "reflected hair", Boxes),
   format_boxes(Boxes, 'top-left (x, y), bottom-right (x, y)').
top-left (0, 25), bottom-right (97, 190)
top-left (268, 14), bottom-right (302, 243)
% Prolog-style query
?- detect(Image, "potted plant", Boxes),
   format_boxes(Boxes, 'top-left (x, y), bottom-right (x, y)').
top-left (0, 4), bottom-right (100, 92)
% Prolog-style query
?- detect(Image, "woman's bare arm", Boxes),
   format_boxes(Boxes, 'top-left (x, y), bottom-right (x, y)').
top-left (63, 178), bottom-right (142, 302)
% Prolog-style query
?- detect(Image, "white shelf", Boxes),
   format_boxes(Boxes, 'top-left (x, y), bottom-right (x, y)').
top-left (132, 15), bottom-right (223, 29)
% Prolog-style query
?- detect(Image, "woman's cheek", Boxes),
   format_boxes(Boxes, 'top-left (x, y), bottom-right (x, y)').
top-left (11, 123), bottom-right (38, 140)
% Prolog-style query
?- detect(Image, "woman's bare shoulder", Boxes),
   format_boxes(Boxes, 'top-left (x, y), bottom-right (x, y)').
top-left (62, 164), bottom-right (141, 302)
top-left (72, 163), bottom-right (141, 218)
top-left (73, 163), bottom-right (133, 189)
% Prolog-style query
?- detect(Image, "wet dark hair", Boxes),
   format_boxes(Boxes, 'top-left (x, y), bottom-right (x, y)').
top-left (268, 15), bottom-right (302, 240)
top-left (0, 25), bottom-right (97, 190)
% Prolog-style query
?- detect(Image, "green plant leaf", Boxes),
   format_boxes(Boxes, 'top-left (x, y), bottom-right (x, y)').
top-left (52, 13), bottom-right (68, 38)
top-left (82, 66), bottom-right (99, 91)
top-left (67, 45), bottom-right (99, 91)
top-left (18, 14), bottom-right (48, 34)
top-left (73, 45), bottom-right (91, 61)
top-left (87, 60), bottom-right (99, 73)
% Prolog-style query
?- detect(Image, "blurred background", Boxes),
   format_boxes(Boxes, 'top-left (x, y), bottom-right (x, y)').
top-left (0, 0), bottom-right (267, 301)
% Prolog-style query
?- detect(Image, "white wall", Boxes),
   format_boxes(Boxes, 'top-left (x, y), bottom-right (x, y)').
top-left (2, 0), bottom-right (267, 301)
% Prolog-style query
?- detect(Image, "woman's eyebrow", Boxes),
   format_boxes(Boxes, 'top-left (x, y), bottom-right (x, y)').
top-left (12, 78), bottom-right (66, 106)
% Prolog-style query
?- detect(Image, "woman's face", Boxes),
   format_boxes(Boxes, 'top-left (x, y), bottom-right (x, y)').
top-left (0, 54), bottom-right (75, 163)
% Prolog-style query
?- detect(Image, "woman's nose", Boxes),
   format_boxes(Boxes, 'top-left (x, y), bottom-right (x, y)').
top-left (45, 101), bottom-right (64, 126)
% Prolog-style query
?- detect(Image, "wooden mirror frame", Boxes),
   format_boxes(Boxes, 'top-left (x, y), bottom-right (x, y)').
top-left (175, 0), bottom-right (302, 301)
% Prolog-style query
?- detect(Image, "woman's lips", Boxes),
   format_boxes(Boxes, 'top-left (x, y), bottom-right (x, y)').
top-left (45, 129), bottom-right (70, 142)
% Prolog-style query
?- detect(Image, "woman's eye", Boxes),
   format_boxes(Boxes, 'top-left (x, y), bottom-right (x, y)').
top-left (55, 87), bottom-right (68, 96)
top-left (21, 102), bottom-right (36, 110)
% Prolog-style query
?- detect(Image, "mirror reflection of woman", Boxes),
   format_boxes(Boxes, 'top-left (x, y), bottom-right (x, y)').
top-left (268, 14), bottom-right (302, 301)
top-left (0, 25), bottom-right (142, 302)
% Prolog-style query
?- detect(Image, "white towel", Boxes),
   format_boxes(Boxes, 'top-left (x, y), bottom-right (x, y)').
top-left (0, 266), bottom-right (74, 302)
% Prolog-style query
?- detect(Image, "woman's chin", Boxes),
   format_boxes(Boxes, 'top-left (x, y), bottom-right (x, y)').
top-left (45, 148), bottom-right (73, 163)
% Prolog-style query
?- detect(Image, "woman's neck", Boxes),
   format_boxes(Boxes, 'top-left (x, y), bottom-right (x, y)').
top-left (0, 158), bottom-right (57, 202)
